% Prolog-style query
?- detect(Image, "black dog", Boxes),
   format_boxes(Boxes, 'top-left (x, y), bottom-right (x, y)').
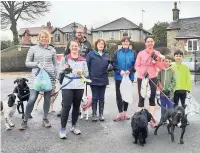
top-left (154, 105), bottom-right (187, 144)
top-left (131, 109), bottom-right (155, 146)
top-left (13, 78), bottom-right (32, 119)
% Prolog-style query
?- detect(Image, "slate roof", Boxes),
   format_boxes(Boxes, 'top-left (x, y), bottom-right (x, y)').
top-left (167, 17), bottom-right (200, 38)
top-left (92, 17), bottom-right (151, 34)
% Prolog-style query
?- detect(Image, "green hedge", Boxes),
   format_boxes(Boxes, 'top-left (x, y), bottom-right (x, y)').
top-left (1, 47), bottom-right (31, 72)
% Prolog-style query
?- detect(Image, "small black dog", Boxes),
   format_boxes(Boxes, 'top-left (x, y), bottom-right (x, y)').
top-left (13, 78), bottom-right (32, 119)
top-left (154, 105), bottom-right (187, 144)
top-left (131, 109), bottom-right (155, 146)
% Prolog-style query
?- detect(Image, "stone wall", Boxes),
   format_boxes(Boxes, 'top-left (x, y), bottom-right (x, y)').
top-left (167, 30), bottom-right (186, 55)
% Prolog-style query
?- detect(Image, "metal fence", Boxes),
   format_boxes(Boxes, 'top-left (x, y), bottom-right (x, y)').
top-left (194, 51), bottom-right (200, 84)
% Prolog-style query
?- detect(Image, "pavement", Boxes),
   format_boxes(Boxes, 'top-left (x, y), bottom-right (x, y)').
top-left (1, 73), bottom-right (200, 153)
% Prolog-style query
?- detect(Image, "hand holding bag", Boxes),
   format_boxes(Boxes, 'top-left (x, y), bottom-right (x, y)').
top-left (33, 68), bottom-right (52, 92)
top-left (120, 75), bottom-right (133, 104)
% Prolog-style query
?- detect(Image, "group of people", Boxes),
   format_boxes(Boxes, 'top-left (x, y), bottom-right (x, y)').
top-left (18, 27), bottom-right (192, 139)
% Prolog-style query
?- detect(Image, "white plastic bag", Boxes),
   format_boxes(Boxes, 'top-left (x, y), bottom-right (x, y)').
top-left (185, 93), bottom-right (200, 115)
top-left (140, 78), bottom-right (151, 99)
top-left (120, 75), bottom-right (133, 104)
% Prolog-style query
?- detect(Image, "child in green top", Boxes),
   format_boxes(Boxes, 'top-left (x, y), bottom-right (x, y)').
top-left (157, 56), bottom-right (176, 116)
top-left (171, 50), bottom-right (192, 108)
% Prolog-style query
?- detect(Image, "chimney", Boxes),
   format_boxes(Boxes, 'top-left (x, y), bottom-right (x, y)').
top-left (139, 23), bottom-right (143, 29)
top-left (84, 25), bottom-right (87, 34)
top-left (47, 21), bottom-right (51, 28)
top-left (172, 2), bottom-right (180, 21)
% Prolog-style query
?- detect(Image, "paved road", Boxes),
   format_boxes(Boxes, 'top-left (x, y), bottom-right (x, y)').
top-left (1, 74), bottom-right (200, 153)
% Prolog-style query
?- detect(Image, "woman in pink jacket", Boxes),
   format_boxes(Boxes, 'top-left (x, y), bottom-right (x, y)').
top-left (135, 36), bottom-right (165, 127)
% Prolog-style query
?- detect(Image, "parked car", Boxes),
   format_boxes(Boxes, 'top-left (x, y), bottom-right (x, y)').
top-left (171, 56), bottom-right (200, 72)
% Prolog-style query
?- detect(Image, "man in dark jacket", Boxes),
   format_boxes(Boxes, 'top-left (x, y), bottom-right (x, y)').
top-left (57, 27), bottom-right (92, 117)
top-left (65, 27), bottom-right (92, 58)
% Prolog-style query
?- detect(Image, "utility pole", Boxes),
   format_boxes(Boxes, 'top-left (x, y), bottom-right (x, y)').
top-left (141, 10), bottom-right (145, 41)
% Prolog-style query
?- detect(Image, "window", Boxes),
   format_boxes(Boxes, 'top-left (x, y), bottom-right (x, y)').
top-left (55, 34), bottom-right (60, 42)
top-left (188, 39), bottom-right (198, 51)
top-left (98, 31), bottom-right (103, 38)
top-left (128, 31), bottom-right (132, 39)
top-left (193, 40), bottom-right (197, 50)
top-left (66, 33), bottom-right (73, 41)
top-left (110, 31), bottom-right (115, 40)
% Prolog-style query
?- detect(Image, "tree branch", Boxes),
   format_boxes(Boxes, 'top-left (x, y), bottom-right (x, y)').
top-left (1, 1), bottom-right (51, 43)
top-left (1, 1), bottom-right (10, 13)
top-left (15, 1), bottom-right (24, 21)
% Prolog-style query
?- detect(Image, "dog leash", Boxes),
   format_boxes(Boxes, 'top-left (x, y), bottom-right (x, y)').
top-left (148, 78), bottom-right (175, 105)
top-left (51, 76), bottom-right (82, 97)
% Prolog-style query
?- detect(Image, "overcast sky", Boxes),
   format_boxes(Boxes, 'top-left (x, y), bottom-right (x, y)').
top-left (1, 1), bottom-right (200, 40)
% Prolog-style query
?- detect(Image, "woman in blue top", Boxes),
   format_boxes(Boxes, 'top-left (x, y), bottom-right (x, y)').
top-left (86, 39), bottom-right (109, 122)
top-left (112, 36), bottom-right (136, 121)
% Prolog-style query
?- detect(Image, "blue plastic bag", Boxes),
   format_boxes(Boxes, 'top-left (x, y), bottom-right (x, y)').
top-left (33, 68), bottom-right (52, 92)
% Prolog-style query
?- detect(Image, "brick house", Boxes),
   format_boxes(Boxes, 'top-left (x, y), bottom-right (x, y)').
top-left (18, 22), bottom-right (92, 47)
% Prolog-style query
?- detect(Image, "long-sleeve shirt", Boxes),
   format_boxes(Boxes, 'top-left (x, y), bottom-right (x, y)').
top-left (135, 49), bottom-right (165, 79)
top-left (170, 63), bottom-right (192, 91)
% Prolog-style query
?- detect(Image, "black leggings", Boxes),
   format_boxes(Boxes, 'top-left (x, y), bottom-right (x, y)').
top-left (173, 90), bottom-right (187, 108)
top-left (61, 89), bottom-right (84, 128)
top-left (115, 80), bottom-right (129, 113)
top-left (137, 77), bottom-right (157, 107)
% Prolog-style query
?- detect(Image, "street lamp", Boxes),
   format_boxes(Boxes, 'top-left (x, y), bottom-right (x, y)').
top-left (71, 22), bottom-right (78, 39)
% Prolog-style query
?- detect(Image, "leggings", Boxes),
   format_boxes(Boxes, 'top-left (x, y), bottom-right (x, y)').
top-left (24, 89), bottom-right (51, 121)
top-left (137, 77), bottom-right (157, 107)
top-left (115, 80), bottom-right (129, 113)
top-left (61, 89), bottom-right (84, 128)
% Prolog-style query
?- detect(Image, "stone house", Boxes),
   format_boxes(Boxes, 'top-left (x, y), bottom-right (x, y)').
top-left (18, 22), bottom-right (92, 47)
top-left (91, 17), bottom-right (151, 44)
top-left (167, 2), bottom-right (200, 54)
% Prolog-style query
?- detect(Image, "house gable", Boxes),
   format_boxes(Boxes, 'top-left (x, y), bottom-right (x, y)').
top-left (92, 17), bottom-right (151, 34)
top-left (61, 22), bottom-right (91, 34)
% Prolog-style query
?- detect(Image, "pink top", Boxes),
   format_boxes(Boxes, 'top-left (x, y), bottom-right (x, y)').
top-left (135, 49), bottom-right (165, 79)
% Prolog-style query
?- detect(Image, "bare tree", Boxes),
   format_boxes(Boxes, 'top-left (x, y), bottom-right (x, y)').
top-left (1, 1), bottom-right (51, 45)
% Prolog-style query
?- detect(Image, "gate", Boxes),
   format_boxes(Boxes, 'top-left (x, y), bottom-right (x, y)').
top-left (194, 51), bottom-right (200, 84)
